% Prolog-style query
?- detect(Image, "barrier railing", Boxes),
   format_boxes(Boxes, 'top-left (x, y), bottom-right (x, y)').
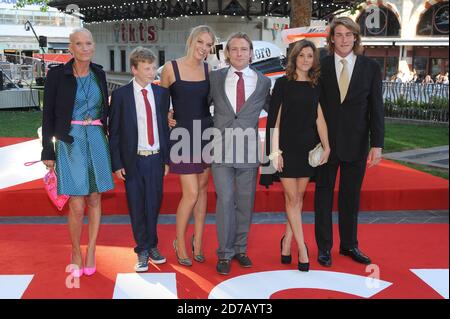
top-left (383, 81), bottom-right (449, 104)
top-left (382, 81), bottom-right (449, 123)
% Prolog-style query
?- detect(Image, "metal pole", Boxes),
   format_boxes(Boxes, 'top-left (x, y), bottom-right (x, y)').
top-left (24, 20), bottom-right (46, 80)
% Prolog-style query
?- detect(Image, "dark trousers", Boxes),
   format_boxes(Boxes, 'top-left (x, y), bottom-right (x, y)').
top-left (314, 156), bottom-right (367, 252)
top-left (124, 153), bottom-right (164, 254)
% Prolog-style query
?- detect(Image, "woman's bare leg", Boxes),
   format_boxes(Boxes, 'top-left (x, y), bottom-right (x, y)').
top-left (192, 169), bottom-right (209, 255)
top-left (175, 174), bottom-right (200, 259)
top-left (280, 178), bottom-right (310, 263)
top-left (86, 192), bottom-right (102, 267)
top-left (68, 196), bottom-right (86, 269)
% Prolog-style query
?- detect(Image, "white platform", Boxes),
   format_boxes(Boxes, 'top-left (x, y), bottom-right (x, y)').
top-left (0, 139), bottom-right (46, 189)
top-left (0, 88), bottom-right (39, 109)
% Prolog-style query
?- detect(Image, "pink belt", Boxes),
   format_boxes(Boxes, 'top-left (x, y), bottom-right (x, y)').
top-left (71, 119), bottom-right (103, 126)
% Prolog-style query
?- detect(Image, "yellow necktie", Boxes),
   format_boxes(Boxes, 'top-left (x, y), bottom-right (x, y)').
top-left (339, 59), bottom-right (350, 103)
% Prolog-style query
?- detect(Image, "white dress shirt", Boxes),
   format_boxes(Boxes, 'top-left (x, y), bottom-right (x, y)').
top-left (133, 79), bottom-right (160, 151)
top-left (225, 65), bottom-right (258, 114)
top-left (335, 51), bottom-right (357, 83)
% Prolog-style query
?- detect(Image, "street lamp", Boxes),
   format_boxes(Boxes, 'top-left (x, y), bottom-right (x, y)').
top-left (24, 20), bottom-right (46, 86)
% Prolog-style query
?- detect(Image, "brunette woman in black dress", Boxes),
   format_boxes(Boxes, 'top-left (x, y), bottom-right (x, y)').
top-left (264, 40), bottom-right (330, 271)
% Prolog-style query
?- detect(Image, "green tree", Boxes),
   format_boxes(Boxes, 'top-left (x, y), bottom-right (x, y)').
top-left (15, 0), bottom-right (49, 11)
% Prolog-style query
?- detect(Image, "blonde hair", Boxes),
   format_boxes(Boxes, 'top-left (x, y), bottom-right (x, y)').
top-left (129, 46), bottom-right (156, 69)
top-left (224, 32), bottom-right (253, 64)
top-left (69, 28), bottom-right (94, 43)
top-left (285, 40), bottom-right (320, 87)
top-left (327, 17), bottom-right (363, 55)
top-left (186, 25), bottom-right (216, 57)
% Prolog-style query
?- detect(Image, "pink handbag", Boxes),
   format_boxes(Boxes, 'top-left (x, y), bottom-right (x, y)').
top-left (43, 169), bottom-right (70, 211)
top-left (25, 161), bottom-right (70, 211)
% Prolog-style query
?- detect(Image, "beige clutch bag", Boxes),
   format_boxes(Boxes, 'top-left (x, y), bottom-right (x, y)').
top-left (308, 143), bottom-right (324, 167)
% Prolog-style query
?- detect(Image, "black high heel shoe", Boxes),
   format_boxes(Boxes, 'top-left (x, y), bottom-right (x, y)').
top-left (280, 235), bottom-right (292, 264)
top-left (298, 243), bottom-right (310, 272)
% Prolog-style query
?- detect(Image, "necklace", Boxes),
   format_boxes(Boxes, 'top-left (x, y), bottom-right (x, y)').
top-left (74, 66), bottom-right (93, 121)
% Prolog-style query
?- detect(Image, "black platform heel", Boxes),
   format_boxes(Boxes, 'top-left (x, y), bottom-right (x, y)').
top-left (298, 243), bottom-right (310, 272)
top-left (280, 235), bottom-right (292, 264)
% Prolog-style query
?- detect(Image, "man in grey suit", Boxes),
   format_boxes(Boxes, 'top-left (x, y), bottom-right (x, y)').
top-left (209, 32), bottom-right (271, 275)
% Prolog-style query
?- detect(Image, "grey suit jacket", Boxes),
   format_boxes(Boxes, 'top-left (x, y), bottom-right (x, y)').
top-left (209, 66), bottom-right (271, 168)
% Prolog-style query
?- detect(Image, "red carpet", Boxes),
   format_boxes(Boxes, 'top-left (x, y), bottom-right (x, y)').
top-left (0, 224), bottom-right (447, 299)
top-left (0, 159), bottom-right (448, 216)
top-left (0, 137), bottom-right (34, 148)
top-left (0, 137), bottom-right (448, 216)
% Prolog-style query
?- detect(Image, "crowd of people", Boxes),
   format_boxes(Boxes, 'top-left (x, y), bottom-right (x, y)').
top-left (389, 69), bottom-right (449, 84)
top-left (41, 17), bottom-right (384, 278)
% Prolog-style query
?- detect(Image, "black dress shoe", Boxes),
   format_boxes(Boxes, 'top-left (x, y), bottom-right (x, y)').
top-left (280, 235), bottom-right (292, 264)
top-left (318, 250), bottom-right (332, 267)
top-left (339, 247), bottom-right (371, 265)
top-left (216, 259), bottom-right (231, 275)
top-left (234, 253), bottom-right (253, 268)
top-left (298, 244), bottom-right (309, 272)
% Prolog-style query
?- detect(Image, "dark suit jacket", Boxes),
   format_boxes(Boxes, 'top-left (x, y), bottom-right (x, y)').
top-left (108, 82), bottom-right (170, 178)
top-left (41, 59), bottom-right (109, 161)
top-left (319, 54), bottom-right (384, 162)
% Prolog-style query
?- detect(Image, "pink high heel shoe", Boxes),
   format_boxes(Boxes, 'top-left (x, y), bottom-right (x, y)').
top-left (71, 267), bottom-right (84, 278)
top-left (84, 249), bottom-right (96, 276)
top-left (84, 262), bottom-right (96, 276)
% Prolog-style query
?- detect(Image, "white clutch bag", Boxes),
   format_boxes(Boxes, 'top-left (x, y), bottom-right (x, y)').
top-left (308, 143), bottom-right (324, 167)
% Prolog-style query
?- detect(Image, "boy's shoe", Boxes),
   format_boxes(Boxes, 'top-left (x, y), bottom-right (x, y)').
top-left (135, 252), bottom-right (149, 272)
top-left (149, 247), bottom-right (167, 264)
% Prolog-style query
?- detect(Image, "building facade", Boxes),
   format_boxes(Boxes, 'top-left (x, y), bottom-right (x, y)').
top-left (86, 15), bottom-right (289, 83)
top-left (85, 0), bottom-right (448, 83)
top-left (0, 0), bottom-right (81, 63)
top-left (350, 0), bottom-right (449, 80)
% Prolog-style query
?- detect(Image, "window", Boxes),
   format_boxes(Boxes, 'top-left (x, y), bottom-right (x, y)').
top-left (413, 47), bottom-right (449, 80)
top-left (417, 2), bottom-right (449, 36)
top-left (357, 6), bottom-right (401, 37)
top-left (17, 14), bottom-right (30, 25)
top-left (363, 47), bottom-right (400, 80)
top-left (430, 58), bottom-right (449, 78)
top-left (34, 15), bottom-right (51, 26)
top-left (121, 50), bottom-right (126, 73)
top-left (110, 50), bottom-right (115, 72)
top-left (386, 57), bottom-right (399, 80)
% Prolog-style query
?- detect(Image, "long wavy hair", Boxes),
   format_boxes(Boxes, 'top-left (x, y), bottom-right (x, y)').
top-left (326, 17), bottom-right (363, 55)
top-left (285, 40), bottom-right (320, 87)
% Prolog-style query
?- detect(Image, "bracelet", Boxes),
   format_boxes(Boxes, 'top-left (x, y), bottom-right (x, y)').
top-left (269, 150), bottom-right (283, 161)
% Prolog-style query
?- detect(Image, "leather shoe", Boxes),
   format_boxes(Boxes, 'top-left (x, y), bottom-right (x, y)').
top-left (340, 247), bottom-right (371, 265)
top-left (234, 253), bottom-right (253, 268)
top-left (298, 244), bottom-right (309, 272)
top-left (216, 259), bottom-right (231, 275)
top-left (317, 250), bottom-right (332, 267)
top-left (280, 235), bottom-right (292, 264)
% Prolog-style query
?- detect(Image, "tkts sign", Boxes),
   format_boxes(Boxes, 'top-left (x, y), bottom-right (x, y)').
top-left (113, 22), bottom-right (158, 44)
